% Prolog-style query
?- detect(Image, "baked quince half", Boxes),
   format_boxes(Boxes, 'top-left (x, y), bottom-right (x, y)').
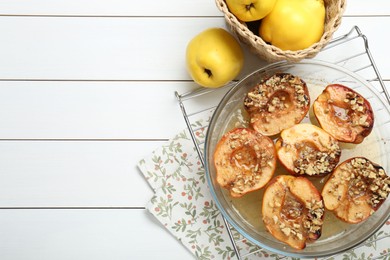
top-left (313, 84), bottom-right (374, 144)
top-left (213, 128), bottom-right (276, 197)
top-left (322, 157), bottom-right (390, 224)
top-left (276, 123), bottom-right (341, 176)
top-left (244, 73), bottom-right (310, 136)
top-left (262, 175), bottom-right (325, 250)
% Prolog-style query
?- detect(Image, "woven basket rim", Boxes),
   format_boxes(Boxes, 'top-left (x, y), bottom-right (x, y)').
top-left (216, 0), bottom-right (346, 61)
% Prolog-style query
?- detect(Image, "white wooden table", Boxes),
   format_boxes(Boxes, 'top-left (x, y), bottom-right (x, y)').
top-left (0, 1), bottom-right (389, 259)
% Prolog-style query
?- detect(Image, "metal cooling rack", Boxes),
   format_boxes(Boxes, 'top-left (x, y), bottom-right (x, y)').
top-left (175, 26), bottom-right (390, 260)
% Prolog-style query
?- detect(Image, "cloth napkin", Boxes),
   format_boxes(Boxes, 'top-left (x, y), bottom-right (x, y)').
top-left (137, 115), bottom-right (390, 260)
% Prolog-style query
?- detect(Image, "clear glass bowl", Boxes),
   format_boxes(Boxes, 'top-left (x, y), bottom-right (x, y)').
top-left (204, 60), bottom-right (390, 258)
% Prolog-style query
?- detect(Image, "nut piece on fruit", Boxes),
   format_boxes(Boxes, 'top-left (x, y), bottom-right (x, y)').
top-left (244, 73), bottom-right (310, 136)
top-left (225, 0), bottom-right (276, 22)
top-left (186, 28), bottom-right (244, 88)
top-left (213, 128), bottom-right (276, 197)
top-left (275, 123), bottom-right (341, 176)
top-left (313, 84), bottom-right (374, 144)
top-left (322, 157), bottom-right (390, 224)
top-left (262, 175), bottom-right (325, 250)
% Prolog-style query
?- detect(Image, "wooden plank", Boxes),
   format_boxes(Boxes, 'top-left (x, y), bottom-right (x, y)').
top-left (344, 0), bottom-right (390, 16)
top-left (0, 209), bottom-right (193, 260)
top-left (0, 0), bottom-right (219, 16)
top-left (0, 141), bottom-right (164, 207)
top-left (0, 0), bottom-right (388, 16)
top-left (0, 81), bottom-right (197, 139)
top-left (0, 16), bottom-right (266, 81)
top-left (0, 17), bottom-right (389, 81)
top-left (0, 79), bottom-right (388, 141)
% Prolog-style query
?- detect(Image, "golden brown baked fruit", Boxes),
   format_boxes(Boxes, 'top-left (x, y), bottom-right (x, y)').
top-left (313, 84), bottom-right (374, 144)
top-left (275, 123), bottom-right (341, 176)
top-left (262, 175), bottom-right (325, 250)
top-left (244, 73), bottom-right (310, 136)
top-left (213, 128), bottom-right (276, 197)
top-left (322, 157), bottom-right (390, 224)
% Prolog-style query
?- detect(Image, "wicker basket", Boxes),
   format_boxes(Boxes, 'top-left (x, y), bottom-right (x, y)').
top-left (215, 0), bottom-right (346, 62)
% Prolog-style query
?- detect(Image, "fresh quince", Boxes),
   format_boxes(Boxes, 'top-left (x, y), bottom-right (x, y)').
top-left (259, 0), bottom-right (325, 51)
top-left (226, 0), bottom-right (277, 22)
top-left (186, 28), bottom-right (244, 88)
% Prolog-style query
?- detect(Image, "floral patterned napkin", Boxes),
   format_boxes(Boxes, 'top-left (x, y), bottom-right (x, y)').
top-left (137, 117), bottom-right (390, 260)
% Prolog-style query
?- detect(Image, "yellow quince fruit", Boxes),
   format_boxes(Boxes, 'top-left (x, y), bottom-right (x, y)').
top-left (186, 28), bottom-right (244, 88)
top-left (259, 0), bottom-right (326, 51)
top-left (226, 0), bottom-right (277, 22)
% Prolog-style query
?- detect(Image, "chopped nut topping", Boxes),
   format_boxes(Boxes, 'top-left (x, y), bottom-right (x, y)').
top-left (293, 142), bottom-right (341, 176)
top-left (303, 199), bottom-right (325, 236)
top-left (276, 196), bottom-right (324, 241)
top-left (345, 158), bottom-right (390, 209)
top-left (342, 91), bottom-right (372, 127)
top-left (244, 73), bottom-right (308, 114)
top-left (355, 212), bottom-right (364, 219)
top-left (345, 91), bottom-right (365, 112)
top-left (281, 227), bottom-right (291, 236)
